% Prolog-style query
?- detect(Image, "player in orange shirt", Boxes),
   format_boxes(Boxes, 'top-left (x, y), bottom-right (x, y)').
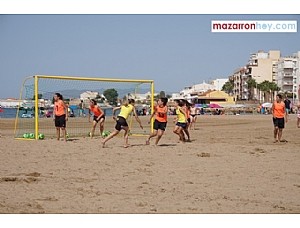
top-left (271, 94), bottom-right (288, 143)
top-left (146, 97), bottom-right (168, 146)
top-left (53, 93), bottom-right (68, 142)
top-left (88, 99), bottom-right (105, 138)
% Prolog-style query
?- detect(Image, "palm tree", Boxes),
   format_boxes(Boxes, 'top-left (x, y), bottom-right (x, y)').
top-left (269, 82), bottom-right (280, 102)
top-left (222, 79), bottom-right (234, 95)
top-left (257, 80), bottom-right (270, 103)
top-left (246, 78), bottom-right (257, 100)
top-left (257, 81), bottom-right (280, 102)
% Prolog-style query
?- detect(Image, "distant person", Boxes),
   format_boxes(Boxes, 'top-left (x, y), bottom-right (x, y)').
top-left (78, 100), bottom-right (85, 117)
top-left (297, 103), bottom-right (300, 128)
top-left (200, 107), bottom-right (205, 115)
top-left (53, 93), bottom-right (68, 142)
top-left (182, 100), bottom-right (191, 142)
top-left (173, 100), bottom-right (187, 143)
top-left (189, 103), bottom-right (199, 130)
top-left (88, 99), bottom-right (105, 138)
top-left (272, 94), bottom-right (288, 143)
top-left (146, 97), bottom-right (168, 146)
top-left (284, 96), bottom-right (291, 114)
top-left (102, 99), bottom-right (143, 148)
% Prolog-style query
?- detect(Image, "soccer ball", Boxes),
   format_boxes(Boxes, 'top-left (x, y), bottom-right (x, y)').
top-left (29, 133), bottom-right (35, 139)
top-left (102, 130), bottom-right (111, 138)
top-left (88, 132), bottom-right (92, 137)
top-left (38, 133), bottom-right (45, 140)
top-left (23, 133), bottom-right (29, 138)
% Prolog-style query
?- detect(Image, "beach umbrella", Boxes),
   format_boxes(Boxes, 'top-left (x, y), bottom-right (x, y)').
top-left (262, 102), bottom-right (272, 108)
top-left (195, 104), bottom-right (208, 108)
top-left (208, 103), bottom-right (222, 108)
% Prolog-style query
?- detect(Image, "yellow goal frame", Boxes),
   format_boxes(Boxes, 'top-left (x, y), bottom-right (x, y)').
top-left (15, 75), bottom-right (155, 140)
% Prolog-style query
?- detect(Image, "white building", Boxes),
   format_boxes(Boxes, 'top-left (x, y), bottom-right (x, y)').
top-left (171, 81), bottom-right (216, 102)
top-left (180, 82), bottom-right (215, 96)
top-left (80, 91), bottom-right (99, 100)
top-left (211, 78), bottom-right (228, 91)
top-left (131, 91), bottom-right (158, 102)
top-left (277, 51), bottom-right (300, 102)
top-left (0, 99), bottom-right (24, 108)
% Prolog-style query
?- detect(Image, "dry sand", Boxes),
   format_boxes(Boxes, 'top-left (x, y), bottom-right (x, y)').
top-left (0, 114), bottom-right (299, 213)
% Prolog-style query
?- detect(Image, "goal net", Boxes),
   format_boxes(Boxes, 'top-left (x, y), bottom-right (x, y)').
top-left (14, 75), bottom-right (154, 140)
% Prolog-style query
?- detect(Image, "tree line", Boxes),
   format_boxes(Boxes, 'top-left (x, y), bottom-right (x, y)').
top-left (222, 78), bottom-right (282, 102)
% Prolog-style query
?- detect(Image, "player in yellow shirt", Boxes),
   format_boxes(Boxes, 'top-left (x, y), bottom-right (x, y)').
top-left (173, 99), bottom-right (187, 143)
top-left (102, 99), bottom-right (143, 148)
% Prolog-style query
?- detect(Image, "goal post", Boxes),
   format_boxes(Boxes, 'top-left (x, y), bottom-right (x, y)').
top-left (14, 75), bottom-right (154, 140)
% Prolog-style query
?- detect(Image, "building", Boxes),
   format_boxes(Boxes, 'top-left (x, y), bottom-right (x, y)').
top-left (211, 78), bottom-right (228, 91)
top-left (230, 50), bottom-right (281, 101)
top-left (195, 90), bottom-right (235, 106)
top-left (231, 67), bottom-right (248, 100)
top-left (0, 99), bottom-right (24, 108)
top-left (80, 91), bottom-right (99, 100)
top-left (132, 91), bottom-right (157, 102)
top-left (172, 81), bottom-right (216, 101)
top-left (246, 50), bottom-right (281, 83)
top-left (277, 51), bottom-right (300, 102)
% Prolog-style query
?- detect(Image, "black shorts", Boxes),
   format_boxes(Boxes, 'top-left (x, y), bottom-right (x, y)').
top-left (55, 114), bottom-right (66, 128)
top-left (273, 117), bottom-right (285, 129)
top-left (153, 119), bottom-right (167, 131)
top-left (176, 122), bottom-right (187, 129)
top-left (115, 116), bottom-right (128, 131)
top-left (93, 115), bottom-right (105, 123)
top-left (190, 114), bottom-right (196, 118)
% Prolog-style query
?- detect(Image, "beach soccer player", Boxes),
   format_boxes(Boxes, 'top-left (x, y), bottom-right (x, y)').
top-left (88, 99), bottom-right (105, 138)
top-left (146, 97), bottom-right (168, 146)
top-left (53, 93), bottom-right (68, 142)
top-left (102, 99), bottom-right (143, 148)
top-left (173, 100), bottom-right (187, 143)
top-left (272, 94), bottom-right (288, 143)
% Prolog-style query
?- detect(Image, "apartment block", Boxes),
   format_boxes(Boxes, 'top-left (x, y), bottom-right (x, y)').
top-left (246, 50), bottom-right (281, 84)
top-left (231, 67), bottom-right (248, 100)
top-left (277, 51), bottom-right (300, 101)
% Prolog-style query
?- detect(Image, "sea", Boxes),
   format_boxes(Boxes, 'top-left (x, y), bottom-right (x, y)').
top-left (0, 108), bottom-right (114, 118)
top-left (0, 108), bottom-right (18, 118)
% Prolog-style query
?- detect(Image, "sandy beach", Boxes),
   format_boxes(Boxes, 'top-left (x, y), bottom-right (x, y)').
top-left (0, 114), bottom-right (299, 213)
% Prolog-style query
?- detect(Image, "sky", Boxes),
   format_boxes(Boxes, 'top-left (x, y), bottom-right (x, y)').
top-left (0, 14), bottom-right (299, 98)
